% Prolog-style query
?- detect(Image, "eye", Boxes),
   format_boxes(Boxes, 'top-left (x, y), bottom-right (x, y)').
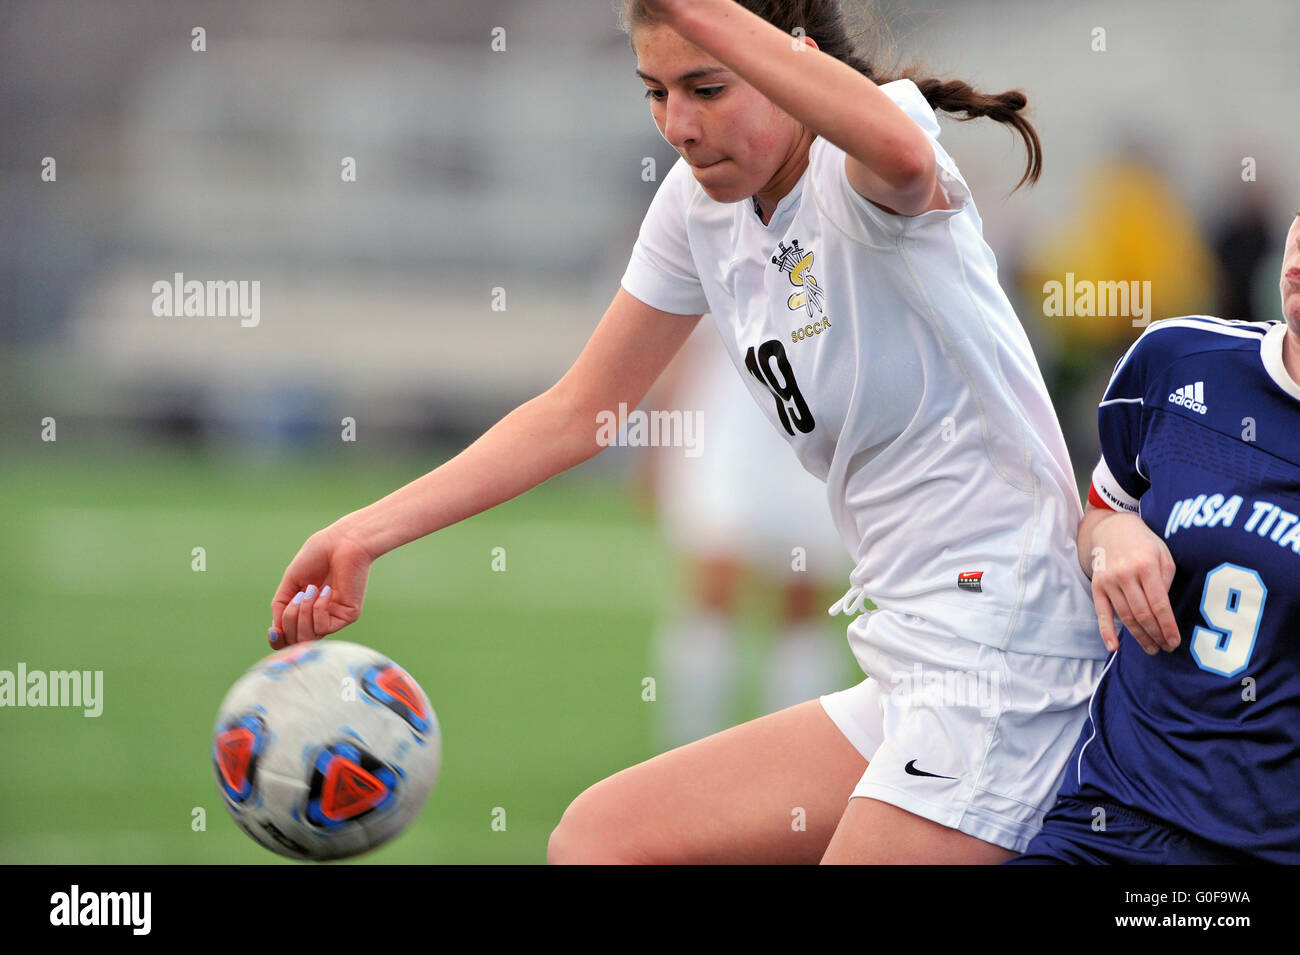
top-left (695, 86), bottom-right (723, 99)
top-left (642, 88), bottom-right (666, 102)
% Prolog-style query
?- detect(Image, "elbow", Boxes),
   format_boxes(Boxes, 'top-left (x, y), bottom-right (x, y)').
top-left (544, 383), bottom-right (606, 462)
top-left (893, 138), bottom-right (933, 188)
top-left (886, 144), bottom-right (938, 217)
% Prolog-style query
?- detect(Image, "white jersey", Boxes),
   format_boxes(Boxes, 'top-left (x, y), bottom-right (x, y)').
top-left (656, 323), bottom-right (850, 580)
top-left (620, 78), bottom-right (1104, 660)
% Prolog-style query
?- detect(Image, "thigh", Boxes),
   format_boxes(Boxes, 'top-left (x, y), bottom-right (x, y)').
top-left (821, 796), bottom-right (1016, 864)
top-left (548, 699), bottom-right (868, 864)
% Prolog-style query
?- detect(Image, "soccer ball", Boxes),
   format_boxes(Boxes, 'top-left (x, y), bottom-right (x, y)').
top-left (212, 640), bottom-right (440, 861)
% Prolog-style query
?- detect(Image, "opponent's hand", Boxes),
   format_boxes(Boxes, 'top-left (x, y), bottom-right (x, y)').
top-left (1088, 512), bottom-right (1179, 655)
top-left (268, 520), bottom-right (375, 648)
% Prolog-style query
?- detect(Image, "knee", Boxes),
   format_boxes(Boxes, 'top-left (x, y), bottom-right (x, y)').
top-left (547, 783), bottom-right (651, 865)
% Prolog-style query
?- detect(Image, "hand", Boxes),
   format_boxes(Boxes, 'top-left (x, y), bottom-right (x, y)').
top-left (1088, 512), bottom-right (1180, 655)
top-left (268, 518), bottom-right (376, 647)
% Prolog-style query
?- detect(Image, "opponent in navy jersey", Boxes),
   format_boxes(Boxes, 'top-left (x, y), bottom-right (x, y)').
top-left (1012, 313), bottom-right (1300, 864)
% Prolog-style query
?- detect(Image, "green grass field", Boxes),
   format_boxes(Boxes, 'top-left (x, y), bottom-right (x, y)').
top-left (0, 446), bottom-right (853, 864)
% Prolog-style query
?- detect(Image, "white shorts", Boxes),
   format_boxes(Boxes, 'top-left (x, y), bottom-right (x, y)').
top-left (819, 609), bottom-right (1106, 853)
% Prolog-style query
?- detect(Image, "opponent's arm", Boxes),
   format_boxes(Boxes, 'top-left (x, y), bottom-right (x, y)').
top-left (651, 0), bottom-right (943, 216)
top-left (1078, 502), bottom-right (1180, 655)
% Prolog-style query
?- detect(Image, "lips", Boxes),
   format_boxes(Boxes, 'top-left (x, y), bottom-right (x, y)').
top-left (1287, 267), bottom-right (1300, 281)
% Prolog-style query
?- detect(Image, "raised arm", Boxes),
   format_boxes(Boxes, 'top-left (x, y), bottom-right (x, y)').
top-left (270, 288), bottom-right (701, 644)
top-left (649, 0), bottom-right (943, 216)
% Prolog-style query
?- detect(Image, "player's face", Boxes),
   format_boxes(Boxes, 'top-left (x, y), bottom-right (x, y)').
top-left (1281, 213), bottom-right (1300, 328)
top-left (633, 24), bottom-right (805, 205)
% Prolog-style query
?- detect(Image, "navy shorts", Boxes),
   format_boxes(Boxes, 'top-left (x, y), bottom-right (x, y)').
top-left (1005, 794), bottom-right (1260, 865)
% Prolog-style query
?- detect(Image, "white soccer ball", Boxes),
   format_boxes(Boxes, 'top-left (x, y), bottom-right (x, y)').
top-left (212, 640), bottom-right (441, 861)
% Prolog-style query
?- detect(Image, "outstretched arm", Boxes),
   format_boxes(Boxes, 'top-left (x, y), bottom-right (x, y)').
top-left (270, 289), bottom-right (701, 644)
top-left (648, 0), bottom-right (943, 216)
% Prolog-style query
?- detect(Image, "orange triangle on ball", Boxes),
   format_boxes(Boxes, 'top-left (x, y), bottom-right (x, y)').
top-left (377, 668), bottom-right (426, 719)
top-left (216, 727), bottom-right (255, 791)
top-left (320, 757), bottom-right (388, 820)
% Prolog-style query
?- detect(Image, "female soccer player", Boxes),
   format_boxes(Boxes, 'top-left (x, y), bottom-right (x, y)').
top-left (268, 0), bottom-right (1109, 863)
top-left (1009, 216), bottom-right (1300, 864)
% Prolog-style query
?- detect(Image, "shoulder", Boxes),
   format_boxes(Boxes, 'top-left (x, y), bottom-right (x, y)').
top-left (878, 78), bottom-right (943, 138)
top-left (1108, 316), bottom-right (1274, 393)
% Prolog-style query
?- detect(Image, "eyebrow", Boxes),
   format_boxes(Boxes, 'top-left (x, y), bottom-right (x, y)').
top-left (635, 66), bottom-right (730, 84)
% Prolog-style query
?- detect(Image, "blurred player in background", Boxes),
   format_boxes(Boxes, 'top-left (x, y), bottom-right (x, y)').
top-left (1016, 149), bottom-right (1215, 465)
top-left (640, 321), bottom-right (851, 747)
top-left (1010, 215), bottom-right (1300, 864)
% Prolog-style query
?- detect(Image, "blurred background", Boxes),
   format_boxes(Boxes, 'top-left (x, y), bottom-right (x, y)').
top-left (1, 0), bottom-right (1296, 863)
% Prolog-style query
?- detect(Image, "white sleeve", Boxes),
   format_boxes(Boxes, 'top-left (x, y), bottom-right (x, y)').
top-left (620, 158), bottom-right (710, 316)
top-left (809, 79), bottom-right (974, 240)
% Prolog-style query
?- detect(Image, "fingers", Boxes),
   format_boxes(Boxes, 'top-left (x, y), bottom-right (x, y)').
top-left (312, 585), bottom-right (332, 636)
top-left (1092, 585), bottom-right (1118, 653)
top-left (269, 574), bottom-right (303, 649)
top-left (1140, 574), bottom-right (1181, 651)
top-left (280, 588), bottom-right (303, 645)
top-left (1105, 586), bottom-right (1161, 656)
top-left (269, 582), bottom-right (337, 648)
top-left (1118, 568), bottom-right (1178, 653)
top-left (297, 584), bottom-right (321, 644)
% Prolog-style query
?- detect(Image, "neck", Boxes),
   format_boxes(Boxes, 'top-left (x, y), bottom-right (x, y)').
top-left (752, 129), bottom-right (815, 225)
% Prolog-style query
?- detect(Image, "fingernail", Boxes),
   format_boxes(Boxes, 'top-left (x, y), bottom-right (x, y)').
top-left (304, 584), bottom-right (318, 600)
top-left (268, 628), bottom-right (279, 645)
top-left (292, 592), bottom-right (304, 605)
top-left (320, 585), bottom-right (331, 598)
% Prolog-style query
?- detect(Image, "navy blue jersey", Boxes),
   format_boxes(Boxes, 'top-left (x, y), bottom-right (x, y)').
top-left (1061, 316), bottom-right (1300, 863)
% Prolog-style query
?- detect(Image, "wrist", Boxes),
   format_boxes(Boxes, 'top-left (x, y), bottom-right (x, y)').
top-left (332, 508), bottom-right (391, 563)
top-left (1080, 506), bottom-right (1129, 577)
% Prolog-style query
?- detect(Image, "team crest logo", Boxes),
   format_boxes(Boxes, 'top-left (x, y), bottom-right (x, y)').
top-left (771, 239), bottom-right (825, 317)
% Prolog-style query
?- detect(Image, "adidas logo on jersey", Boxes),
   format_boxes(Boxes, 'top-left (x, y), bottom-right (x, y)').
top-left (1168, 381), bottom-right (1207, 415)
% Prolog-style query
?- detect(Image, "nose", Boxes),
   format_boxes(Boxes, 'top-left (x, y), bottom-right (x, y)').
top-left (661, 92), bottom-right (701, 152)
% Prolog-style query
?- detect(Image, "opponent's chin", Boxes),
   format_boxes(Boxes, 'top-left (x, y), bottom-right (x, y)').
top-left (1282, 285), bottom-right (1300, 323)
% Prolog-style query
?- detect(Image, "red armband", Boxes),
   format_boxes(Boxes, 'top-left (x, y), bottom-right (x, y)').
top-left (1087, 483), bottom-right (1117, 511)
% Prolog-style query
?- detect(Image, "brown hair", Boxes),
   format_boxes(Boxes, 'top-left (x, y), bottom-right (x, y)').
top-left (618, 0), bottom-right (1042, 191)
